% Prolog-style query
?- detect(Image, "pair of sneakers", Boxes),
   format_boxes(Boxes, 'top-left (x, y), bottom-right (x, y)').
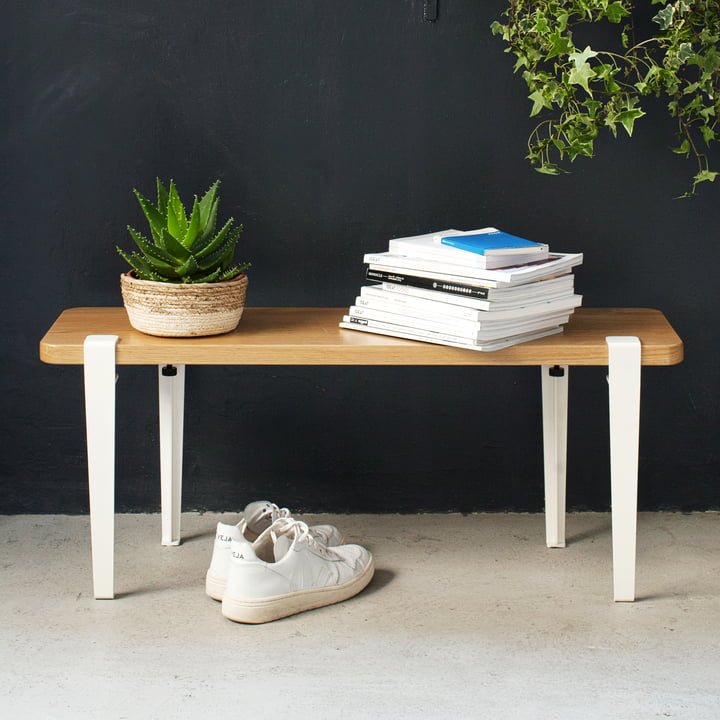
top-left (206, 501), bottom-right (375, 624)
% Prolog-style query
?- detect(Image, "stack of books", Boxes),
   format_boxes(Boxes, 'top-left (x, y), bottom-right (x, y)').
top-left (339, 227), bottom-right (584, 352)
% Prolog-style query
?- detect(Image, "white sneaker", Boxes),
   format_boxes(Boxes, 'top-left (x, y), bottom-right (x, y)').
top-left (205, 501), bottom-right (343, 600)
top-left (221, 517), bottom-right (374, 624)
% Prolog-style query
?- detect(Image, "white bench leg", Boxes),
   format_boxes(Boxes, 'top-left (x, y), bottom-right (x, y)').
top-left (159, 364), bottom-right (185, 546)
top-left (606, 336), bottom-right (641, 602)
top-left (83, 335), bottom-right (119, 599)
top-left (541, 365), bottom-right (568, 548)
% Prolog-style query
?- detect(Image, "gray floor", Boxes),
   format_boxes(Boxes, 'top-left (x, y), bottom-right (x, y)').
top-left (1, 511), bottom-right (719, 719)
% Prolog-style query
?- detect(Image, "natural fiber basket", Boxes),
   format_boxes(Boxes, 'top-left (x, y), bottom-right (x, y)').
top-left (120, 272), bottom-right (249, 337)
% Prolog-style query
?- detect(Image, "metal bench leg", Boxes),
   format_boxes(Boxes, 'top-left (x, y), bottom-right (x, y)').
top-left (606, 336), bottom-right (641, 602)
top-left (542, 365), bottom-right (569, 548)
top-left (83, 335), bottom-right (119, 599)
top-left (159, 364), bottom-right (185, 546)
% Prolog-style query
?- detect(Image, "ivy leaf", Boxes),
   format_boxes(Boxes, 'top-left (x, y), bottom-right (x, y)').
top-left (700, 124), bottom-right (717, 144)
top-left (569, 62), bottom-right (597, 95)
top-left (528, 90), bottom-right (551, 116)
top-left (606, 2), bottom-right (631, 23)
top-left (545, 31), bottom-right (572, 59)
top-left (569, 46), bottom-right (599, 67)
top-left (676, 42), bottom-right (695, 65)
top-left (615, 109), bottom-right (646, 136)
top-left (694, 169), bottom-right (718, 183)
top-left (536, 163), bottom-right (569, 175)
top-left (653, 5), bottom-right (675, 31)
top-left (568, 46), bottom-right (598, 95)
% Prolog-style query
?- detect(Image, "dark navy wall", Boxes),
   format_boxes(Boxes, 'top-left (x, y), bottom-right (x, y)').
top-left (2, 1), bottom-right (717, 513)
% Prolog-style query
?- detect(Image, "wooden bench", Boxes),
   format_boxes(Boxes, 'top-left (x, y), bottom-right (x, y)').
top-left (39, 307), bottom-right (683, 601)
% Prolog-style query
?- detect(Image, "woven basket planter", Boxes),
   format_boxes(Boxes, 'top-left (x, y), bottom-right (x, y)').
top-left (120, 272), bottom-right (249, 337)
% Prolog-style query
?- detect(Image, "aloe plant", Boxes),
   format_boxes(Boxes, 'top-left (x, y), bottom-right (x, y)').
top-left (117, 178), bottom-right (250, 283)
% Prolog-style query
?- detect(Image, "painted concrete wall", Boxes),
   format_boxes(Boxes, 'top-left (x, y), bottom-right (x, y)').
top-left (3, 1), bottom-right (717, 513)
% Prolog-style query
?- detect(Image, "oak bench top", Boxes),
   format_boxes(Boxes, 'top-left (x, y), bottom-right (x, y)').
top-left (39, 306), bottom-right (683, 367)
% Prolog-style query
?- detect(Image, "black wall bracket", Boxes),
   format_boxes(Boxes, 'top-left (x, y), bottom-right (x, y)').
top-left (424, 0), bottom-right (438, 22)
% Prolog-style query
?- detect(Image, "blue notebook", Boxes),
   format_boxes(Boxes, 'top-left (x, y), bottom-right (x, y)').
top-left (435, 229), bottom-right (545, 256)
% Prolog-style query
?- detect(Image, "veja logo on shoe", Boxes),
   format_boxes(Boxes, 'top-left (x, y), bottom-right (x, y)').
top-left (217, 533), bottom-right (234, 543)
top-left (231, 549), bottom-right (245, 560)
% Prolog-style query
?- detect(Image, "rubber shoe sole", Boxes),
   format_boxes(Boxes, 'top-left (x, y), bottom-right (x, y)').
top-left (205, 571), bottom-right (226, 602)
top-left (221, 556), bottom-right (375, 624)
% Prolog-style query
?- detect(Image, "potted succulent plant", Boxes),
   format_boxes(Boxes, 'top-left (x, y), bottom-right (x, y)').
top-left (117, 178), bottom-right (250, 337)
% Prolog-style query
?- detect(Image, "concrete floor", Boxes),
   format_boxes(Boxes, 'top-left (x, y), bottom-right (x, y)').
top-left (1, 511), bottom-right (719, 719)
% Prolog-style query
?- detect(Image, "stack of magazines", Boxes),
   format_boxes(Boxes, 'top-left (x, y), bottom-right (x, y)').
top-left (339, 227), bottom-right (584, 352)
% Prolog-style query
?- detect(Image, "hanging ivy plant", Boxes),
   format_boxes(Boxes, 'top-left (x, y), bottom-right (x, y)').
top-left (491, 0), bottom-right (720, 196)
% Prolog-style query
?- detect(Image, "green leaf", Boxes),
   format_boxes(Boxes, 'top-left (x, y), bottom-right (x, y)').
top-left (607, 2), bottom-right (630, 23)
top-left (126, 226), bottom-right (175, 266)
top-left (569, 63), bottom-right (597, 95)
top-left (196, 197), bottom-right (219, 249)
top-left (198, 180), bottom-right (220, 230)
top-left (569, 46), bottom-right (599, 67)
top-left (183, 197), bottom-right (202, 249)
top-left (132, 189), bottom-right (165, 244)
top-left (529, 89), bottom-right (551, 117)
top-left (189, 267), bottom-right (222, 283)
top-left (117, 248), bottom-right (168, 282)
top-left (195, 218), bottom-right (241, 259)
top-left (196, 231), bottom-right (240, 271)
top-left (158, 228), bottom-right (191, 262)
top-left (700, 124), bottom-right (716, 144)
top-left (653, 5), bottom-right (675, 30)
top-left (536, 163), bottom-right (568, 175)
top-left (545, 31), bottom-right (572, 59)
top-left (676, 42), bottom-right (695, 65)
top-left (694, 169), bottom-right (718, 183)
top-left (176, 255), bottom-right (200, 280)
top-left (672, 138), bottom-right (691, 155)
top-left (166, 180), bottom-right (187, 241)
top-left (218, 263), bottom-right (250, 282)
top-left (568, 47), bottom-right (598, 95)
top-left (156, 178), bottom-right (169, 216)
top-left (615, 108), bottom-right (646, 136)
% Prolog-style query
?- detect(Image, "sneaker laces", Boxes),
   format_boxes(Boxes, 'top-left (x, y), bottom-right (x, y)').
top-left (269, 517), bottom-right (327, 554)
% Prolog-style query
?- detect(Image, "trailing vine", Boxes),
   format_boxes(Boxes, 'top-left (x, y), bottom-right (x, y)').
top-left (491, 0), bottom-right (720, 196)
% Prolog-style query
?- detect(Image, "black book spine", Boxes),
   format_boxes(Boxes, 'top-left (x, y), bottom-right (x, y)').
top-left (365, 268), bottom-right (490, 299)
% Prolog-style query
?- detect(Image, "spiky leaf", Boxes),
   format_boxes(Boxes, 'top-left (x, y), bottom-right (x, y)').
top-left (183, 197), bottom-right (202, 249)
top-left (198, 181), bottom-right (219, 229)
top-left (175, 255), bottom-right (200, 280)
top-left (196, 196), bottom-right (219, 249)
top-left (157, 228), bottom-right (192, 263)
top-left (190, 267), bottom-right (223, 283)
top-left (218, 264), bottom-right (249, 281)
top-left (166, 180), bottom-right (187, 241)
top-left (127, 226), bottom-right (176, 267)
top-left (132, 189), bottom-right (165, 244)
top-left (117, 248), bottom-right (167, 282)
top-left (197, 233), bottom-right (237, 271)
top-left (196, 220), bottom-right (242, 259)
top-left (156, 178), bottom-right (169, 216)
